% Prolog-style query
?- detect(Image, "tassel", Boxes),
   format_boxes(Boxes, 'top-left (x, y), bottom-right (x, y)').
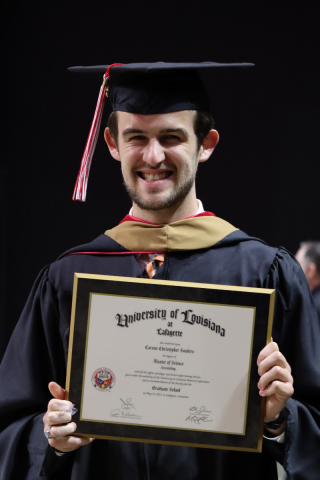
top-left (72, 63), bottom-right (125, 201)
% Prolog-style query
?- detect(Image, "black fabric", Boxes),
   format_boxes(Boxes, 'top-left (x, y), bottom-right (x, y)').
top-left (312, 285), bottom-right (320, 321)
top-left (1, 230), bottom-right (320, 480)
top-left (68, 62), bottom-right (253, 114)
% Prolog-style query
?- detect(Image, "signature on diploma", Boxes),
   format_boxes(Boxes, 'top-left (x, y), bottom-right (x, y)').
top-left (185, 406), bottom-right (212, 424)
top-left (110, 398), bottom-right (142, 419)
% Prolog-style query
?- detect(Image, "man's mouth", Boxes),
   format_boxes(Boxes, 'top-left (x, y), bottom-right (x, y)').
top-left (138, 171), bottom-right (173, 182)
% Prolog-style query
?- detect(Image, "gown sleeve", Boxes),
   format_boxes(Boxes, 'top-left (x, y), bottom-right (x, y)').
top-left (0, 266), bottom-right (74, 479)
top-left (263, 248), bottom-right (320, 479)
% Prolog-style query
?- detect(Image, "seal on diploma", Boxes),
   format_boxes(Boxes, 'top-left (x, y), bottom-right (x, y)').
top-left (92, 368), bottom-right (115, 392)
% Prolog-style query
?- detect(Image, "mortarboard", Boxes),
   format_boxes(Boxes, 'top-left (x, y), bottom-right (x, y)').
top-left (69, 62), bottom-right (254, 201)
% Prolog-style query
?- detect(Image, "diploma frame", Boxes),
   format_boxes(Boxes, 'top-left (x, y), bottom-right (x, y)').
top-left (66, 274), bottom-right (275, 452)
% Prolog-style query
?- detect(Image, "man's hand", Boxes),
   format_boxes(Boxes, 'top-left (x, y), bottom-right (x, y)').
top-left (43, 382), bottom-right (94, 453)
top-left (257, 341), bottom-right (294, 436)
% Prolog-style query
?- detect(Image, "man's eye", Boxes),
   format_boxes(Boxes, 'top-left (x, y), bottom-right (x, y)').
top-left (164, 135), bottom-right (181, 140)
top-left (129, 135), bottom-right (146, 141)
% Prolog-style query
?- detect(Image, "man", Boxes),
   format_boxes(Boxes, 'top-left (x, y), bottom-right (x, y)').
top-left (295, 241), bottom-right (320, 321)
top-left (0, 63), bottom-right (319, 480)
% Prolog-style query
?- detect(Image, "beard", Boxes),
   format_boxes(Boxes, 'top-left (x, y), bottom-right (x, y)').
top-left (123, 158), bottom-right (198, 211)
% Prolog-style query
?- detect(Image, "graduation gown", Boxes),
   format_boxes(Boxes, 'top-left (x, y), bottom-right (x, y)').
top-left (1, 214), bottom-right (320, 480)
top-left (312, 285), bottom-right (320, 321)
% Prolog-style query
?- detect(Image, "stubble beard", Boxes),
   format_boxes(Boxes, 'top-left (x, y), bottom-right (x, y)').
top-left (123, 157), bottom-right (199, 212)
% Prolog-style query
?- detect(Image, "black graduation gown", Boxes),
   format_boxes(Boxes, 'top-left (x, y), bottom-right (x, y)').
top-left (1, 230), bottom-right (320, 480)
top-left (312, 285), bottom-right (320, 322)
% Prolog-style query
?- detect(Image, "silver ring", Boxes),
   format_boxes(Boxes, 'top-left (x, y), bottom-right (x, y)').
top-left (44, 426), bottom-right (56, 440)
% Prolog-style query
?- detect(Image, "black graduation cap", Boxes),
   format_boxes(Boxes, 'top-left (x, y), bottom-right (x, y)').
top-left (69, 62), bottom-right (253, 201)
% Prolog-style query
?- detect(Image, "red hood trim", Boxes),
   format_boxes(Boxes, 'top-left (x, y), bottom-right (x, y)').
top-left (119, 215), bottom-right (158, 225)
top-left (186, 211), bottom-right (215, 219)
top-left (119, 211), bottom-right (215, 225)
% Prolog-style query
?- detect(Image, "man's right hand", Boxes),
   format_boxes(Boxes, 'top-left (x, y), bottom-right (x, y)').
top-left (43, 382), bottom-right (94, 453)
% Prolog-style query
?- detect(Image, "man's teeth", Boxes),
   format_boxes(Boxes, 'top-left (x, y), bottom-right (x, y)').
top-left (141, 172), bottom-right (171, 181)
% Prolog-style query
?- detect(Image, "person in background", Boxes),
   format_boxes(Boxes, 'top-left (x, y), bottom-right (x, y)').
top-left (295, 241), bottom-right (320, 321)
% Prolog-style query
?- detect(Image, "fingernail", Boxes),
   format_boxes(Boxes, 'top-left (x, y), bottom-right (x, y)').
top-left (257, 382), bottom-right (261, 389)
top-left (69, 404), bottom-right (78, 416)
top-left (259, 390), bottom-right (266, 396)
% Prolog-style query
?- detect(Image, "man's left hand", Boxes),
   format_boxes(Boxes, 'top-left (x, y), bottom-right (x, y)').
top-left (257, 341), bottom-right (294, 435)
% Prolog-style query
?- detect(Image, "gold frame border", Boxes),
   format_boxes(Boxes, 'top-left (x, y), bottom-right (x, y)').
top-left (65, 274), bottom-right (78, 400)
top-left (71, 432), bottom-right (261, 452)
top-left (70, 273), bottom-right (275, 294)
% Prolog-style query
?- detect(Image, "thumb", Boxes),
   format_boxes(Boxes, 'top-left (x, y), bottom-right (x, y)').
top-left (48, 381), bottom-right (66, 400)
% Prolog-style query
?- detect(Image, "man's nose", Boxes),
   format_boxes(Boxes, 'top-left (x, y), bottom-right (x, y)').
top-left (142, 139), bottom-right (165, 166)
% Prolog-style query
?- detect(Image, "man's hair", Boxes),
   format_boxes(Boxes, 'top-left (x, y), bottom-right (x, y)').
top-left (300, 241), bottom-right (320, 273)
top-left (107, 111), bottom-right (120, 146)
top-left (107, 110), bottom-right (215, 150)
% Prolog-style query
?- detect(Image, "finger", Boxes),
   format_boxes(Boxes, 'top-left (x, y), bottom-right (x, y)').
top-left (258, 350), bottom-right (290, 376)
top-left (47, 398), bottom-right (73, 412)
top-left (43, 399), bottom-right (73, 426)
top-left (258, 365), bottom-right (293, 391)
top-left (45, 409), bottom-right (72, 426)
top-left (259, 379), bottom-right (294, 399)
top-left (50, 422), bottom-right (77, 438)
top-left (257, 341), bottom-right (279, 366)
top-left (49, 382), bottom-right (66, 400)
top-left (48, 435), bottom-right (95, 453)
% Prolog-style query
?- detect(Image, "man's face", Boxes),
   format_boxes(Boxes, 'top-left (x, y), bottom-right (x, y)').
top-left (111, 110), bottom-right (201, 211)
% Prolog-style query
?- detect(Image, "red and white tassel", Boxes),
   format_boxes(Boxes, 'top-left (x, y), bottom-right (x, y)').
top-left (72, 63), bottom-right (124, 201)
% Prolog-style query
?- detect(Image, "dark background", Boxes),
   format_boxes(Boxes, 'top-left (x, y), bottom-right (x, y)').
top-left (1, 0), bottom-right (319, 359)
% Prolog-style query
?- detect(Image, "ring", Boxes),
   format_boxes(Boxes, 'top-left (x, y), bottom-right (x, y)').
top-left (44, 426), bottom-right (56, 440)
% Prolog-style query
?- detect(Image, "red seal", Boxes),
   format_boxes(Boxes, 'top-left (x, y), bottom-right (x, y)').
top-left (91, 368), bottom-right (115, 392)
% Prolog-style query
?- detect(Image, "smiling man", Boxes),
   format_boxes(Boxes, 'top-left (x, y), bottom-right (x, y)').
top-left (0, 62), bottom-right (319, 480)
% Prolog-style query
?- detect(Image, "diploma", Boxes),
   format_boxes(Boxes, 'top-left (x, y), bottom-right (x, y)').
top-left (66, 274), bottom-right (274, 452)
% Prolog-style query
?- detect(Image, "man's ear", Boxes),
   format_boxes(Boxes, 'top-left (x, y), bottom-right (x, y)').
top-left (104, 127), bottom-right (121, 161)
top-left (198, 129), bottom-right (219, 163)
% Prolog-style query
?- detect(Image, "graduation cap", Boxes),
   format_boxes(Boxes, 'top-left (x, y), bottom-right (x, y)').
top-left (69, 62), bottom-right (253, 201)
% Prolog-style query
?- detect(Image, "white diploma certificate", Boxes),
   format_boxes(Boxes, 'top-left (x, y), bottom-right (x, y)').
top-left (81, 294), bottom-right (255, 435)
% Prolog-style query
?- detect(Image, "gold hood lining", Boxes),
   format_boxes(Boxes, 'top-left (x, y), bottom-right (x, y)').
top-left (105, 216), bottom-right (237, 252)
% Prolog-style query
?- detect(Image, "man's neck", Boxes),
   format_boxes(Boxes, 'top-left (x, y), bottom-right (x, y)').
top-left (131, 196), bottom-right (200, 224)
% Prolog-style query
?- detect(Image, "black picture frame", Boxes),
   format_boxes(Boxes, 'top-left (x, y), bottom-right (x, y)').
top-left (66, 274), bottom-right (274, 452)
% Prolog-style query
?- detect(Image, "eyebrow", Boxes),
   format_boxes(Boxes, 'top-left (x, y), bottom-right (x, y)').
top-left (121, 127), bottom-right (189, 138)
top-left (122, 128), bottom-right (145, 137)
